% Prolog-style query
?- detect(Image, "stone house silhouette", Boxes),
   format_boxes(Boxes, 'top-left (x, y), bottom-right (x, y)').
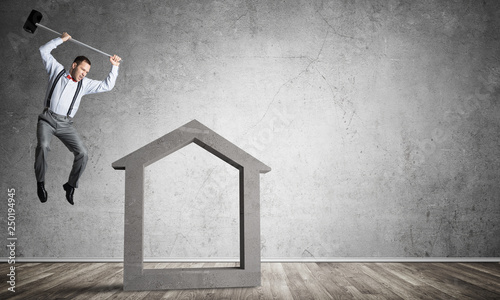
top-left (112, 119), bottom-right (271, 290)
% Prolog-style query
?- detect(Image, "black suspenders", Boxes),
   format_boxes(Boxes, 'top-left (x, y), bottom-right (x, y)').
top-left (67, 79), bottom-right (83, 117)
top-left (46, 69), bottom-right (83, 117)
top-left (45, 69), bottom-right (65, 108)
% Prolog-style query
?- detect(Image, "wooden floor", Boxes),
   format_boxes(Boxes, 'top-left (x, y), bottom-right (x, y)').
top-left (1, 262), bottom-right (499, 299)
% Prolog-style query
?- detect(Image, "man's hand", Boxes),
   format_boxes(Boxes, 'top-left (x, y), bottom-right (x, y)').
top-left (110, 55), bottom-right (121, 66)
top-left (61, 32), bottom-right (71, 42)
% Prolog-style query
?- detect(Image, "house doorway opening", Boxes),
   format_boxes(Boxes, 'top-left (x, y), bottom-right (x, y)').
top-left (143, 142), bottom-right (240, 268)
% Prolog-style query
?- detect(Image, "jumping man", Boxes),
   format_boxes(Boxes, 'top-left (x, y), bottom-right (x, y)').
top-left (35, 32), bottom-right (121, 205)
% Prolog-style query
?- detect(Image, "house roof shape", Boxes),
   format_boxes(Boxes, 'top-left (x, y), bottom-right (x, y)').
top-left (112, 119), bottom-right (271, 291)
top-left (112, 119), bottom-right (271, 173)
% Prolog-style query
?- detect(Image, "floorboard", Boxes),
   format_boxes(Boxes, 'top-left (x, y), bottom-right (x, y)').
top-left (0, 262), bottom-right (498, 299)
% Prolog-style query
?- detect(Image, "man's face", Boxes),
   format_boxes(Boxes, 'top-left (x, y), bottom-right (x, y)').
top-left (70, 61), bottom-right (90, 82)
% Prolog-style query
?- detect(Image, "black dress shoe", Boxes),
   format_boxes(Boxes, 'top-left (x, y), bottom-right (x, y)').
top-left (63, 183), bottom-right (75, 205)
top-left (37, 182), bottom-right (47, 203)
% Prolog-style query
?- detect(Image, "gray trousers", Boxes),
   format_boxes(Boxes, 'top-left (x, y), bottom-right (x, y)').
top-left (34, 110), bottom-right (88, 188)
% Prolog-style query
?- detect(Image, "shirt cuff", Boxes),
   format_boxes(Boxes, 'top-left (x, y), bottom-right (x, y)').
top-left (54, 37), bottom-right (64, 46)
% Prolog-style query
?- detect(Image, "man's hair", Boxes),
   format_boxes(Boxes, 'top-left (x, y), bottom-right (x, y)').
top-left (73, 56), bottom-right (91, 66)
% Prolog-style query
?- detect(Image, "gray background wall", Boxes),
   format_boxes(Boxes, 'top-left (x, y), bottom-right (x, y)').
top-left (1, 0), bottom-right (499, 260)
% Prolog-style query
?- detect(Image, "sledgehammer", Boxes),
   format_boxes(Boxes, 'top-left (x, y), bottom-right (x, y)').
top-left (23, 9), bottom-right (121, 61)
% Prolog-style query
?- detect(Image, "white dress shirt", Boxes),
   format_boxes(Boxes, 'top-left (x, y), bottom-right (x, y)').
top-left (40, 37), bottom-right (119, 117)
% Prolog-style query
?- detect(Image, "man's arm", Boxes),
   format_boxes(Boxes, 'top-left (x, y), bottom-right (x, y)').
top-left (83, 55), bottom-right (121, 95)
top-left (39, 32), bottom-right (71, 76)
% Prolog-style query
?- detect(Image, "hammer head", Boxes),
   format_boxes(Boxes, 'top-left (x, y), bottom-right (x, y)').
top-left (23, 10), bottom-right (43, 34)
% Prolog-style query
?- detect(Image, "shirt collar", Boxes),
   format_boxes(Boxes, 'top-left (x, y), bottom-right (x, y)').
top-left (65, 70), bottom-right (78, 82)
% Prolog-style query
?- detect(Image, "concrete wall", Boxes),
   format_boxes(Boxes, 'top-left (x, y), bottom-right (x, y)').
top-left (1, 0), bottom-right (499, 260)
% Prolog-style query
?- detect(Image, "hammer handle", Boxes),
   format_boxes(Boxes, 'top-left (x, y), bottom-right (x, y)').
top-left (36, 23), bottom-right (120, 60)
